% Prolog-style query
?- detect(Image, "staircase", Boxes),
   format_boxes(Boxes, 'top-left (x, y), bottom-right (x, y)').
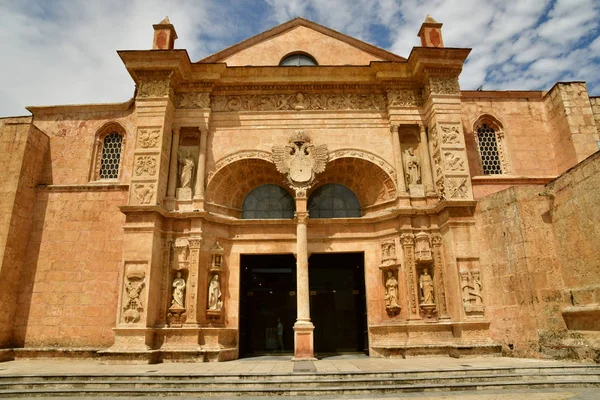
top-left (0, 364), bottom-right (599, 397)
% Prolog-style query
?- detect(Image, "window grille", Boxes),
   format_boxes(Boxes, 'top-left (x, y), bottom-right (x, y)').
top-left (476, 124), bottom-right (502, 175)
top-left (99, 132), bottom-right (123, 179)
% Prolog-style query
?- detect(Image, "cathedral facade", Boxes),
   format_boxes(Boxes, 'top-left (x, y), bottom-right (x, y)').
top-left (1, 17), bottom-right (599, 363)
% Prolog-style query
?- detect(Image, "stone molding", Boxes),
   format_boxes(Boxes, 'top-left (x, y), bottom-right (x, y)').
top-left (424, 76), bottom-right (461, 96)
top-left (207, 150), bottom-right (273, 185)
top-left (328, 149), bottom-right (397, 181)
top-left (37, 183), bottom-right (129, 192)
top-left (137, 79), bottom-right (173, 98)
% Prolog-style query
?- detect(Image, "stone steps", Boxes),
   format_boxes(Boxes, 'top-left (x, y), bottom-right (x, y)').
top-left (0, 365), bottom-right (599, 397)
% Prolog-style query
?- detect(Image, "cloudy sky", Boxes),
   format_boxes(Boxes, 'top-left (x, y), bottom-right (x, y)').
top-left (1, 0), bottom-right (599, 117)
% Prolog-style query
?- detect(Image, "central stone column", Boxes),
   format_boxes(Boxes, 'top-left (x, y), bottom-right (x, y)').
top-left (293, 193), bottom-right (315, 360)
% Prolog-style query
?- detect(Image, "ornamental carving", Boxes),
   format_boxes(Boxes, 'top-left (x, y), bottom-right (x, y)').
top-left (436, 178), bottom-right (446, 201)
top-left (138, 128), bottom-right (160, 148)
top-left (387, 89), bottom-right (422, 107)
top-left (212, 92), bottom-right (386, 112)
top-left (460, 269), bottom-right (484, 315)
top-left (414, 232), bottom-right (432, 262)
top-left (176, 92), bottom-right (210, 109)
top-left (440, 125), bottom-right (461, 144)
top-left (443, 151), bottom-right (465, 171)
top-left (122, 264), bottom-right (146, 324)
top-left (430, 126), bottom-right (439, 150)
top-left (380, 240), bottom-right (397, 268)
top-left (433, 153), bottom-right (443, 180)
top-left (272, 130), bottom-right (328, 189)
top-left (425, 77), bottom-right (460, 96)
top-left (384, 270), bottom-right (401, 315)
top-left (137, 80), bottom-right (172, 98)
top-left (134, 183), bottom-right (154, 205)
top-left (207, 150), bottom-right (272, 184)
top-left (328, 149), bottom-right (397, 180)
top-left (447, 177), bottom-right (469, 199)
top-left (134, 156), bottom-right (157, 176)
top-left (400, 233), bottom-right (415, 246)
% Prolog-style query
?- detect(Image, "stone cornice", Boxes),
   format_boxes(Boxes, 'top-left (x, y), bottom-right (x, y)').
top-left (26, 98), bottom-right (134, 115)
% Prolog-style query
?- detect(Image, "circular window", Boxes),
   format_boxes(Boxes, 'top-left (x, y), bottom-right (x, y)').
top-left (279, 53), bottom-right (318, 66)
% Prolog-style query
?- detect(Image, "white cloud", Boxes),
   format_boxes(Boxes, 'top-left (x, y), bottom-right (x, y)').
top-left (0, 0), bottom-right (599, 117)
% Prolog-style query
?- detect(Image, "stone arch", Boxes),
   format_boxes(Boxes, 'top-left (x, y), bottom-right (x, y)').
top-left (309, 154), bottom-right (397, 209)
top-left (205, 157), bottom-right (292, 216)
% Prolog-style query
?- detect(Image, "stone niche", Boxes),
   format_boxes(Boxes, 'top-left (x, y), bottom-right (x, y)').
top-left (399, 126), bottom-right (424, 197)
top-left (379, 238), bottom-right (401, 316)
top-left (206, 241), bottom-right (225, 320)
top-left (175, 130), bottom-right (199, 207)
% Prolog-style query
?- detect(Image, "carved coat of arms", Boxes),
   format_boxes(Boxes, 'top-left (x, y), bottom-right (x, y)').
top-left (272, 130), bottom-right (328, 189)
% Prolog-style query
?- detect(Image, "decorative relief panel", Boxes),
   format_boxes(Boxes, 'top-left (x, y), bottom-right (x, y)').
top-left (387, 89), bottom-right (422, 107)
top-left (440, 125), bottom-right (461, 145)
top-left (460, 268), bottom-right (484, 316)
top-left (175, 92), bottom-right (210, 109)
top-left (431, 123), bottom-right (472, 201)
top-left (122, 263), bottom-right (146, 324)
top-left (446, 177), bottom-right (469, 199)
top-left (425, 76), bottom-right (460, 96)
top-left (443, 151), bottom-right (466, 172)
top-left (133, 183), bottom-right (155, 205)
top-left (137, 128), bottom-right (161, 148)
top-left (137, 79), bottom-right (172, 98)
top-left (212, 92), bottom-right (386, 112)
top-left (134, 155), bottom-right (158, 177)
top-left (400, 233), bottom-right (417, 316)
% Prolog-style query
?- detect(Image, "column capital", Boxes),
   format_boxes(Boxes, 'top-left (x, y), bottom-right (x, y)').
top-left (400, 232), bottom-right (415, 246)
top-left (390, 124), bottom-right (399, 134)
top-left (295, 211), bottom-right (309, 224)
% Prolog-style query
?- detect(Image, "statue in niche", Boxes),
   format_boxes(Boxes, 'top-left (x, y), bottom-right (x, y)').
top-left (171, 271), bottom-right (186, 308)
top-left (178, 150), bottom-right (195, 189)
top-left (419, 268), bottom-right (435, 305)
top-left (384, 271), bottom-right (400, 310)
top-left (208, 274), bottom-right (223, 311)
top-left (404, 147), bottom-right (421, 185)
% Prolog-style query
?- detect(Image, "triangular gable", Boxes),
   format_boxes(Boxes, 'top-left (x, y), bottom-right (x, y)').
top-left (198, 17), bottom-right (405, 66)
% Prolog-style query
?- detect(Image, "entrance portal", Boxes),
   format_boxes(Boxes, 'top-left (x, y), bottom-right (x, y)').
top-left (239, 254), bottom-right (296, 357)
top-left (309, 253), bottom-right (367, 354)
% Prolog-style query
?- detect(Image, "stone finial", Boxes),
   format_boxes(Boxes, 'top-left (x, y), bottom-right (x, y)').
top-left (152, 16), bottom-right (178, 50)
top-left (417, 14), bottom-right (444, 48)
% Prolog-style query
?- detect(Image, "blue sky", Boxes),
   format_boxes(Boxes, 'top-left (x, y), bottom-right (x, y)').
top-left (1, 0), bottom-right (599, 117)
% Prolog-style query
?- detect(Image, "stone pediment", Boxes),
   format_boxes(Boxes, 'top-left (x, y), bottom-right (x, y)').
top-left (198, 17), bottom-right (405, 66)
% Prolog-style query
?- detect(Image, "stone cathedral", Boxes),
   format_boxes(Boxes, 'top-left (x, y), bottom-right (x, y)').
top-left (1, 16), bottom-right (599, 364)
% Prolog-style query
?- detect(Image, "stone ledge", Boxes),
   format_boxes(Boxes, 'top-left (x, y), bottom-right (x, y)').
top-left (11, 347), bottom-right (102, 360)
top-left (37, 183), bottom-right (129, 192)
top-left (562, 305), bottom-right (600, 331)
top-left (370, 343), bottom-right (502, 358)
top-left (0, 349), bottom-right (15, 363)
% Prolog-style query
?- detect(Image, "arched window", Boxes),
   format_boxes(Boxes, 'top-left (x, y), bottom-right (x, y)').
top-left (279, 52), bottom-right (318, 66)
top-left (474, 116), bottom-right (509, 175)
top-left (90, 122), bottom-right (126, 181)
top-left (308, 184), bottom-right (360, 218)
top-left (242, 184), bottom-right (295, 219)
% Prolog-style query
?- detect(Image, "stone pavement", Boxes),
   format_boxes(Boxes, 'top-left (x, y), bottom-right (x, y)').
top-left (0, 354), bottom-right (598, 399)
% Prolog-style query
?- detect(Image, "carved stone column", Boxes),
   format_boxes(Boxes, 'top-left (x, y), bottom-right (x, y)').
top-left (293, 200), bottom-right (315, 360)
top-left (390, 125), bottom-right (407, 194)
top-left (185, 237), bottom-right (202, 325)
top-left (431, 234), bottom-right (449, 319)
top-left (400, 233), bottom-right (420, 320)
top-left (419, 124), bottom-right (435, 195)
top-left (166, 127), bottom-right (180, 208)
top-left (193, 128), bottom-right (207, 210)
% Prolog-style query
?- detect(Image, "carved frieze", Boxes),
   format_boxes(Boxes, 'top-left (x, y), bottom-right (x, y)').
top-left (425, 77), bottom-right (460, 96)
top-left (387, 89), bottom-right (422, 107)
top-left (137, 79), bottom-right (172, 98)
top-left (137, 128), bottom-right (160, 148)
top-left (133, 183), bottom-right (154, 205)
top-left (212, 92), bottom-right (386, 112)
top-left (134, 156), bottom-right (157, 176)
top-left (176, 92), bottom-right (210, 109)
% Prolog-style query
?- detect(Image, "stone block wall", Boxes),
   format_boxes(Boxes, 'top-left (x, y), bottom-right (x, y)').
top-left (12, 189), bottom-right (127, 348)
top-left (590, 97), bottom-right (600, 136)
top-left (544, 83), bottom-right (599, 174)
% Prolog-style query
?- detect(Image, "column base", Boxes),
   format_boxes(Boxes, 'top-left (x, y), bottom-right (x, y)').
top-left (192, 197), bottom-right (205, 211)
top-left (292, 321), bottom-right (316, 361)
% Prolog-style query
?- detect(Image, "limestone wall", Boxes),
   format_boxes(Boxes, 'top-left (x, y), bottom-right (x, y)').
top-left (12, 189), bottom-right (127, 348)
top-left (475, 150), bottom-right (600, 358)
top-left (0, 119), bottom-right (49, 347)
top-left (590, 97), bottom-right (600, 136)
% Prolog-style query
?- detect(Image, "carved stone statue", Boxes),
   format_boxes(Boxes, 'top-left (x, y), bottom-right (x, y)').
top-left (404, 147), bottom-right (421, 185)
top-left (419, 268), bottom-right (434, 304)
top-left (171, 271), bottom-right (186, 308)
top-left (178, 150), bottom-right (195, 189)
top-left (208, 274), bottom-right (222, 311)
top-left (384, 271), bottom-right (400, 310)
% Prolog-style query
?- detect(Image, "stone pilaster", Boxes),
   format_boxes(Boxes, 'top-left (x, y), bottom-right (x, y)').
top-left (390, 125), bottom-right (407, 195)
top-left (165, 127), bottom-right (180, 209)
top-left (432, 233), bottom-right (449, 319)
top-left (400, 233), bottom-right (419, 320)
top-left (186, 237), bottom-right (202, 325)
top-left (193, 128), bottom-right (208, 210)
top-left (419, 124), bottom-right (435, 195)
